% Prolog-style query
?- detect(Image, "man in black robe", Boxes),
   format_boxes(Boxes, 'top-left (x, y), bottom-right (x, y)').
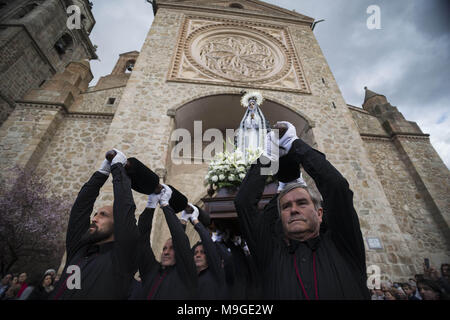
top-left (234, 122), bottom-right (370, 300)
top-left (138, 185), bottom-right (197, 299)
top-left (50, 149), bottom-right (139, 299)
top-left (182, 205), bottom-right (228, 299)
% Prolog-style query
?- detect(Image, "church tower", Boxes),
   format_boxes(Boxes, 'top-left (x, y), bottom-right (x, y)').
top-left (92, 0), bottom-right (438, 279)
top-left (0, 0), bottom-right (97, 125)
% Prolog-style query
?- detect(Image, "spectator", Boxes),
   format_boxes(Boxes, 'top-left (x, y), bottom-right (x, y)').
top-left (371, 288), bottom-right (384, 300)
top-left (401, 282), bottom-right (420, 300)
top-left (16, 272), bottom-right (28, 299)
top-left (44, 269), bottom-right (56, 282)
top-left (0, 274), bottom-right (12, 299)
top-left (439, 264), bottom-right (450, 294)
top-left (417, 279), bottom-right (448, 300)
top-left (383, 289), bottom-right (397, 300)
top-left (28, 273), bottom-right (54, 300)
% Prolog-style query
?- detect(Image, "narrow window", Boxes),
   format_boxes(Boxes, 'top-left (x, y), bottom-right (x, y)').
top-left (229, 3), bottom-right (244, 9)
top-left (125, 60), bottom-right (135, 73)
top-left (54, 33), bottom-right (73, 57)
top-left (106, 97), bottom-right (116, 105)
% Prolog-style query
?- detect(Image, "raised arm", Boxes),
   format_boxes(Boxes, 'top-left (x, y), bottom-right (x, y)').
top-left (234, 161), bottom-right (274, 266)
top-left (162, 205), bottom-right (197, 290)
top-left (193, 220), bottom-right (223, 283)
top-left (110, 161), bottom-right (139, 275)
top-left (137, 193), bottom-right (161, 281)
top-left (288, 138), bottom-right (366, 270)
top-left (66, 170), bottom-right (108, 260)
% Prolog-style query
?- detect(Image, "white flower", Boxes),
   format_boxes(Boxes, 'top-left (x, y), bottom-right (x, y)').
top-left (211, 175), bottom-right (218, 182)
top-left (228, 174), bottom-right (235, 181)
top-left (239, 173), bottom-right (246, 179)
top-left (219, 174), bottom-right (225, 181)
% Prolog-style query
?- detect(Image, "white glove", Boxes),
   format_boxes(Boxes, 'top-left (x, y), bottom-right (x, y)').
top-left (277, 121), bottom-right (298, 154)
top-left (277, 173), bottom-right (307, 192)
top-left (232, 235), bottom-right (242, 247)
top-left (243, 243), bottom-right (250, 256)
top-left (188, 204), bottom-right (199, 223)
top-left (262, 130), bottom-right (282, 162)
top-left (180, 209), bottom-right (192, 222)
top-left (111, 148), bottom-right (127, 166)
top-left (159, 184), bottom-right (172, 206)
top-left (211, 231), bottom-right (223, 242)
top-left (98, 159), bottom-right (111, 176)
top-left (147, 193), bottom-right (161, 208)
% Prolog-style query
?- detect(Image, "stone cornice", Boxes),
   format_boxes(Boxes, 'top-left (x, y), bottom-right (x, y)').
top-left (15, 101), bottom-right (113, 119)
top-left (84, 85), bottom-right (126, 94)
top-left (361, 132), bottom-right (430, 142)
top-left (156, 2), bottom-right (314, 26)
top-left (347, 104), bottom-right (372, 115)
top-left (66, 113), bottom-right (113, 120)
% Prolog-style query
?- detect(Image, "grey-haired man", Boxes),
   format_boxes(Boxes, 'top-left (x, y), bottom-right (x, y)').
top-left (234, 122), bottom-right (370, 300)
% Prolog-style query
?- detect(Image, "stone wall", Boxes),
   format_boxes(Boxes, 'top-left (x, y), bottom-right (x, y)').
top-left (0, 27), bottom-right (54, 122)
top-left (36, 115), bottom-right (113, 202)
top-left (0, 104), bottom-right (64, 175)
top-left (362, 136), bottom-right (450, 273)
top-left (69, 86), bottom-right (124, 114)
top-left (348, 106), bottom-right (387, 136)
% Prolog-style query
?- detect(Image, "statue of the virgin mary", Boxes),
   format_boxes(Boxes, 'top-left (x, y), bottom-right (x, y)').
top-left (237, 91), bottom-right (268, 162)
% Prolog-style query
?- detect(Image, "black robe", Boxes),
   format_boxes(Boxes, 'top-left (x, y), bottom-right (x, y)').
top-left (138, 206), bottom-right (197, 299)
top-left (194, 222), bottom-right (228, 299)
top-left (234, 139), bottom-right (370, 300)
top-left (50, 164), bottom-right (139, 299)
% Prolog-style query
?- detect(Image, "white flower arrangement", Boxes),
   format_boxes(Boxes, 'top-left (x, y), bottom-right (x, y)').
top-left (204, 148), bottom-right (263, 189)
top-left (240, 91), bottom-right (264, 108)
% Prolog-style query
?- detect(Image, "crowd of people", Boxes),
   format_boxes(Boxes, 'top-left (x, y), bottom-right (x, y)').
top-left (369, 263), bottom-right (450, 300)
top-left (1, 120), bottom-right (448, 300)
top-left (0, 269), bottom-right (58, 300)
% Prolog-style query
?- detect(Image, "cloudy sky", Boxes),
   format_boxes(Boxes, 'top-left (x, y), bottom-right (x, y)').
top-left (89, 0), bottom-right (450, 168)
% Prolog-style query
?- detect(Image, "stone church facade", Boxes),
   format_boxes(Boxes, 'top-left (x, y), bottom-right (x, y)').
top-left (0, 0), bottom-right (448, 282)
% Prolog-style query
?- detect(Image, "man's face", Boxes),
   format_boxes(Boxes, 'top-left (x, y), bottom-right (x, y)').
top-left (161, 239), bottom-right (176, 267)
top-left (418, 283), bottom-right (439, 300)
top-left (84, 206), bottom-right (114, 244)
top-left (194, 244), bottom-right (208, 272)
top-left (18, 273), bottom-right (27, 284)
top-left (1, 274), bottom-right (12, 285)
top-left (402, 285), bottom-right (413, 296)
top-left (279, 188), bottom-right (322, 240)
top-left (43, 275), bottom-right (52, 287)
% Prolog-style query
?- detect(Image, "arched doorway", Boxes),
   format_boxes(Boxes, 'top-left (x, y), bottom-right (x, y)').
top-left (161, 93), bottom-right (316, 245)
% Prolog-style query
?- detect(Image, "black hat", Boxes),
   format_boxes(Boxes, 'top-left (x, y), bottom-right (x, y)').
top-left (275, 153), bottom-right (301, 183)
top-left (125, 157), bottom-right (160, 194)
top-left (167, 185), bottom-right (188, 213)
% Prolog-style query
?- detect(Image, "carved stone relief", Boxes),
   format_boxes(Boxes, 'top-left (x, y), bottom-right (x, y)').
top-left (168, 16), bottom-right (310, 93)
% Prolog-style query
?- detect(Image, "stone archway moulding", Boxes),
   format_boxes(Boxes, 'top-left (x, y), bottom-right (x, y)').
top-left (168, 91), bottom-right (316, 128)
